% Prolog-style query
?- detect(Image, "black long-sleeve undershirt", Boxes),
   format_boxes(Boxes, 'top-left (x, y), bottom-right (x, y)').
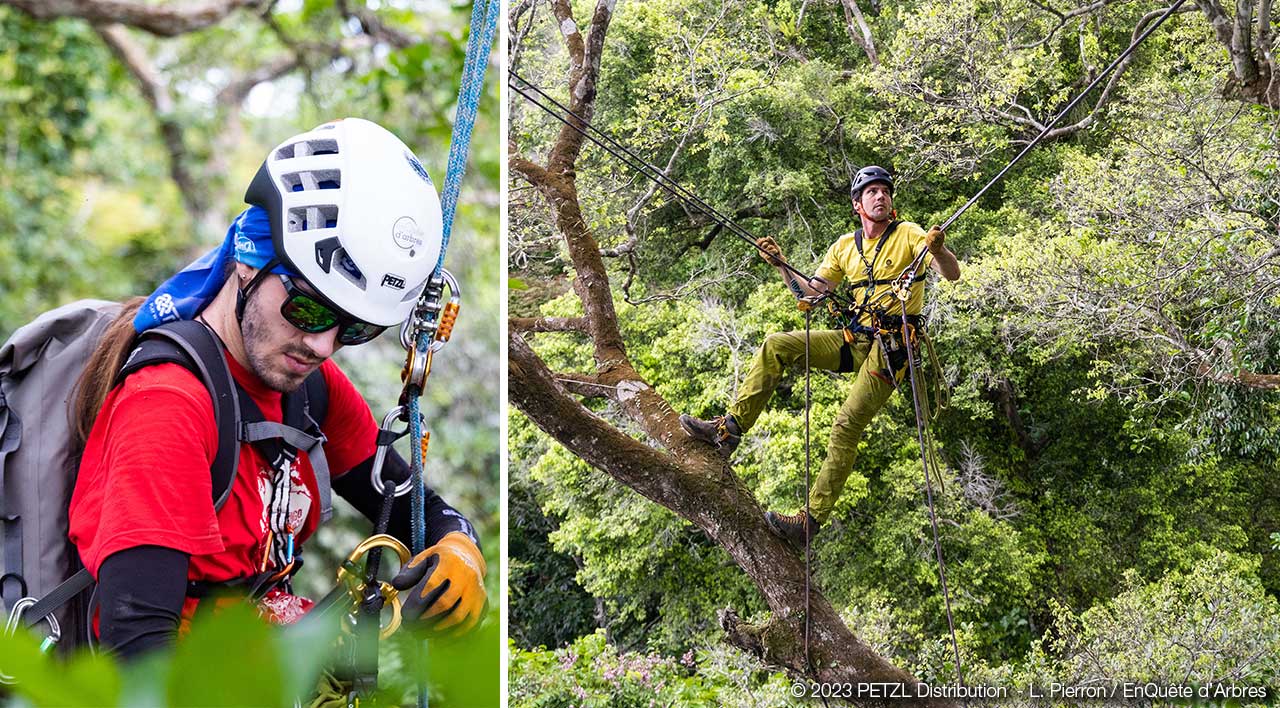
top-left (331, 447), bottom-right (477, 545)
top-left (97, 546), bottom-right (188, 659)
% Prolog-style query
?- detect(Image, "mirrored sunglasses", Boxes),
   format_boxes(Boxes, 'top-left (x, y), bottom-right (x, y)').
top-left (278, 274), bottom-right (387, 345)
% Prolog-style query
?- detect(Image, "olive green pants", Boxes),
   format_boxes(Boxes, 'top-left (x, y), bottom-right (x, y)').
top-left (728, 330), bottom-right (899, 524)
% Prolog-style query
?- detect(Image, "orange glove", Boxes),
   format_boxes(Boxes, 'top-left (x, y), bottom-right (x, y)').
top-left (925, 226), bottom-right (946, 254)
top-left (391, 532), bottom-right (487, 635)
top-left (756, 237), bottom-right (785, 266)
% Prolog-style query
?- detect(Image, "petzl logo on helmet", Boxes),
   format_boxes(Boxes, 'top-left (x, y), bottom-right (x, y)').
top-left (405, 151), bottom-right (432, 186)
top-left (382, 273), bottom-right (406, 290)
top-left (392, 216), bottom-right (425, 252)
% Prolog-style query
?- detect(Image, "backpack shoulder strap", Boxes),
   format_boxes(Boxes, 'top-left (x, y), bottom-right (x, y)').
top-left (281, 370), bottom-right (332, 522)
top-left (118, 320), bottom-right (241, 511)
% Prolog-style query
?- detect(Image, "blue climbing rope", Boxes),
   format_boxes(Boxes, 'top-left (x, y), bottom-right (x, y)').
top-left (435, 0), bottom-right (501, 270)
top-left (412, 0), bottom-right (499, 556)
top-left (406, 2), bottom-right (499, 706)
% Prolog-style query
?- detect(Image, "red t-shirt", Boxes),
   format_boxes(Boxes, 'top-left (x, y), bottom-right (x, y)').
top-left (68, 353), bottom-right (378, 622)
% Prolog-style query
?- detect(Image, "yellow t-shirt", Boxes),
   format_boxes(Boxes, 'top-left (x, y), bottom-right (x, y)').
top-left (815, 221), bottom-right (932, 326)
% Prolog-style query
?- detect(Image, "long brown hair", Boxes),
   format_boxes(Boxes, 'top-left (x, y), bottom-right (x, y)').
top-left (70, 297), bottom-right (146, 450)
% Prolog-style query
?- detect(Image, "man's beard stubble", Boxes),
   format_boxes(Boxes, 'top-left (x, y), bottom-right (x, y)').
top-left (240, 295), bottom-right (312, 393)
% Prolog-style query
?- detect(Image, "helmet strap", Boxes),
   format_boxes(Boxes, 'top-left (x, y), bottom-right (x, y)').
top-left (236, 257), bottom-right (280, 324)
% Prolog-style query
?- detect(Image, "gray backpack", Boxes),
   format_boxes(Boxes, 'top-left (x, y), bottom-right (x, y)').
top-left (0, 300), bottom-right (331, 654)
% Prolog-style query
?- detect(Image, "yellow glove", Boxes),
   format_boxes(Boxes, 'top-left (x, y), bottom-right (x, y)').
top-left (756, 237), bottom-right (785, 266)
top-left (391, 532), bottom-right (487, 636)
top-left (925, 226), bottom-right (946, 254)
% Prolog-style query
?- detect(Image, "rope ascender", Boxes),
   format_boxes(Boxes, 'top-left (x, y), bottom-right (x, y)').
top-left (512, 0), bottom-right (1191, 688)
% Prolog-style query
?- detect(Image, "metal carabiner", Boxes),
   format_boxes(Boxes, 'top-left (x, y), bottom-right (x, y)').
top-left (370, 406), bottom-right (423, 497)
top-left (335, 534), bottom-right (411, 641)
top-left (1, 597), bottom-right (62, 684)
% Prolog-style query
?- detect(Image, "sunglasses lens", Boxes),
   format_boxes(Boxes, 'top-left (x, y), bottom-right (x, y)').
top-left (281, 294), bottom-right (339, 333)
top-left (338, 321), bottom-right (387, 345)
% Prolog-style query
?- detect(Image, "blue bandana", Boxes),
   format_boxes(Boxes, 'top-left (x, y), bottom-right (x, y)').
top-left (134, 207), bottom-right (297, 332)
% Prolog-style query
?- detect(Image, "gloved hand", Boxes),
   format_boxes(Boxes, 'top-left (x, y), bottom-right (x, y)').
top-left (391, 532), bottom-right (487, 635)
top-left (925, 226), bottom-right (946, 254)
top-left (756, 237), bottom-right (785, 266)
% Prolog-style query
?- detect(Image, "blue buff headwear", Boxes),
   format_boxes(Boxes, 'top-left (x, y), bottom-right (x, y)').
top-left (134, 206), bottom-right (298, 332)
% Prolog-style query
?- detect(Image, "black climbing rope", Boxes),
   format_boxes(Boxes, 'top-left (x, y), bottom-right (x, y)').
top-left (803, 302), bottom-right (813, 677)
top-left (897, 296), bottom-right (963, 683)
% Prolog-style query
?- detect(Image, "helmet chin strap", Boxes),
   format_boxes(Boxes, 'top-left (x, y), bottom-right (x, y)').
top-left (855, 202), bottom-right (895, 227)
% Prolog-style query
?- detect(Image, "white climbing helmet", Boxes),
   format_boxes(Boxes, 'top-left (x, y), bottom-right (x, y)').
top-left (244, 117), bottom-right (444, 326)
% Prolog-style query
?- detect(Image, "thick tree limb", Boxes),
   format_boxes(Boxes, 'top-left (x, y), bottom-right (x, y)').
top-left (510, 331), bottom-right (957, 704)
top-left (510, 316), bottom-right (589, 333)
top-left (1197, 364), bottom-right (1280, 389)
top-left (510, 148), bottom-right (550, 186)
top-left (3, 0), bottom-right (255, 36)
top-left (1194, 0), bottom-right (1278, 105)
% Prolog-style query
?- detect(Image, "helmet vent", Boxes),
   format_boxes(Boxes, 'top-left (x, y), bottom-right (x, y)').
top-left (287, 205), bottom-right (339, 232)
top-left (282, 170), bottom-right (341, 192)
top-left (334, 249), bottom-right (367, 290)
top-left (275, 138), bottom-right (339, 160)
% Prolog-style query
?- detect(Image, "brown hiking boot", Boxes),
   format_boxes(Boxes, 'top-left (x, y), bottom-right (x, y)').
top-left (678, 413), bottom-right (741, 458)
top-left (765, 509), bottom-right (819, 549)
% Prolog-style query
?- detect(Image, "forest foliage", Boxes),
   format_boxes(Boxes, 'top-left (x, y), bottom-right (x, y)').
top-left (509, 0), bottom-right (1280, 702)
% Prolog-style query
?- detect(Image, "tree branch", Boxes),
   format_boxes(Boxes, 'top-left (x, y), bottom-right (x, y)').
top-left (509, 146), bottom-right (550, 186)
top-left (1196, 363), bottom-right (1280, 389)
top-left (3, 0), bottom-right (256, 36)
top-left (95, 24), bottom-right (206, 222)
top-left (838, 0), bottom-right (878, 66)
top-left (510, 316), bottom-right (589, 333)
top-left (510, 330), bottom-right (956, 703)
top-left (336, 0), bottom-right (419, 49)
